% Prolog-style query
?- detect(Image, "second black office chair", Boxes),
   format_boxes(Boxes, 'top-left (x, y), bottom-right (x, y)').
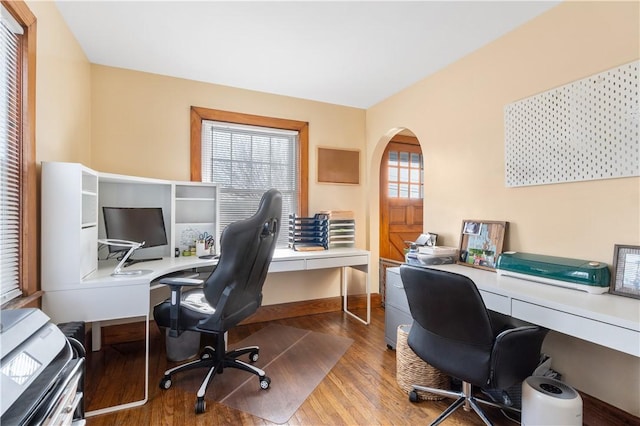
top-left (153, 189), bottom-right (282, 414)
top-left (400, 264), bottom-right (548, 426)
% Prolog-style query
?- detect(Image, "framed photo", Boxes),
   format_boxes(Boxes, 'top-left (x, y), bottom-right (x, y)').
top-left (457, 220), bottom-right (507, 271)
top-left (610, 244), bottom-right (640, 299)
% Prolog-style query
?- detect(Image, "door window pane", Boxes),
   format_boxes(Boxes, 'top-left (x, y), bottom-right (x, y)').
top-left (399, 168), bottom-right (409, 183)
top-left (385, 146), bottom-right (424, 200)
top-left (389, 151), bottom-right (398, 166)
top-left (399, 184), bottom-right (409, 198)
top-left (399, 152), bottom-right (409, 166)
top-left (388, 183), bottom-right (398, 197)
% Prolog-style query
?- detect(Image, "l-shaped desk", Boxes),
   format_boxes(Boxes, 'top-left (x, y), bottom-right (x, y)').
top-left (42, 247), bottom-right (370, 416)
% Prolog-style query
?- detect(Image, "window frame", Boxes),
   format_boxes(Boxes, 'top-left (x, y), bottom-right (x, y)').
top-left (382, 135), bottom-right (423, 200)
top-left (190, 106), bottom-right (309, 217)
top-left (1, 0), bottom-right (39, 308)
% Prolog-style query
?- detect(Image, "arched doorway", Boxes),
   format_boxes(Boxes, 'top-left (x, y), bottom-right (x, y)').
top-left (379, 131), bottom-right (424, 302)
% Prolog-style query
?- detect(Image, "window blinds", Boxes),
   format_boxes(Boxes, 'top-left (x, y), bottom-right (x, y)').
top-left (201, 120), bottom-right (298, 247)
top-left (0, 5), bottom-right (23, 304)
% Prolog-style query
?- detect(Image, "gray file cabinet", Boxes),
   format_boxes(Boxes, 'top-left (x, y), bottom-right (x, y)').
top-left (385, 267), bottom-right (413, 349)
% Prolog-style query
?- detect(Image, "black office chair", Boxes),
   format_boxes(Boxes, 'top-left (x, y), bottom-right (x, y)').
top-left (153, 189), bottom-right (282, 414)
top-left (399, 264), bottom-right (548, 426)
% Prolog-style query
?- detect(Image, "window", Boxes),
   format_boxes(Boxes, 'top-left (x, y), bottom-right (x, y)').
top-left (190, 107), bottom-right (308, 247)
top-left (0, 1), bottom-right (37, 307)
top-left (387, 145), bottom-right (423, 199)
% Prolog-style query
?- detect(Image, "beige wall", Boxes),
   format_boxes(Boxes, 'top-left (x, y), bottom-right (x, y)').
top-left (28, 0), bottom-right (91, 165)
top-left (366, 1), bottom-right (639, 416)
top-left (89, 65), bottom-right (367, 303)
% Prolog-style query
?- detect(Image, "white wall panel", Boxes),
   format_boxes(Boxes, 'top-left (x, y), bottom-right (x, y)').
top-left (505, 61), bottom-right (639, 187)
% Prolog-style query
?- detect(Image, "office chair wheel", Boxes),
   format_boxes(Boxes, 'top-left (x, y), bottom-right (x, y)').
top-left (200, 346), bottom-right (215, 360)
top-left (409, 390), bottom-right (419, 403)
top-left (160, 376), bottom-right (172, 390)
top-left (260, 376), bottom-right (271, 389)
top-left (250, 350), bottom-right (259, 362)
top-left (195, 397), bottom-right (206, 414)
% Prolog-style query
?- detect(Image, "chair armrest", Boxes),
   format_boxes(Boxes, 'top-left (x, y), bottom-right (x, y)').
top-left (490, 325), bottom-right (548, 389)
top-left (158, 277), bottom-right (204, 287)
top-left (159, 278), bottom-right (204, 337)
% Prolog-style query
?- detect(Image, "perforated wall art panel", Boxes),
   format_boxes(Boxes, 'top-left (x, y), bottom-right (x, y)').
top-left (505, 60), bottom-right (639, 187)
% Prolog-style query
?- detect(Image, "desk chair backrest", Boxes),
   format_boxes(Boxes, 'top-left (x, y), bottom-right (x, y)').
top-left (400, 265), bottom-right (497, 387)
top-left (197, 189), bottom-right (282, 333)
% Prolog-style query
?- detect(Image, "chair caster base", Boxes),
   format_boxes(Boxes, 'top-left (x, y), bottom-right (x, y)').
top-left (195, 397), bottom-right (206, 414)
top-left (160, 376), bottom-right (172, 390)
top-left (260, 376), bottom-right (271, 389)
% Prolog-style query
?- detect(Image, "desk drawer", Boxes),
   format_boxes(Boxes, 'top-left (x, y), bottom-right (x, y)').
top-left (512, 299), bottom-right (640, 358)
top-left (479, 290), bottom-right (510, 315)
top-left (269, 259), bottom-right (306, 273)
top-left (385, 304), bottom-right (413, 349)
top-left (385, 272), bottom-right (409, 312)
top-left (306, 254), bottom-right (369, 270)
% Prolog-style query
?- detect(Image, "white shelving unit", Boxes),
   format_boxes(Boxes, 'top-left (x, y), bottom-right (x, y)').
top-left (328, 219), bottom-right (355, 248)
top-left (41, 162), bottom-right (219, 293)
top-left (173, 183), bottom-right (219, 254)
top-left (317, 210), bottom-right (356, 249)
top-left (42, 162), bottom-right (100, 287)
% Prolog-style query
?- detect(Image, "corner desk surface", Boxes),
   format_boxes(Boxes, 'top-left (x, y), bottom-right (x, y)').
top-left (43, 247), bottom-right (370, 325)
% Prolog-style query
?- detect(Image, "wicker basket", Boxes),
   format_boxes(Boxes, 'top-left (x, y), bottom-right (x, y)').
top-left (396, 324), bottom-right (448, 401)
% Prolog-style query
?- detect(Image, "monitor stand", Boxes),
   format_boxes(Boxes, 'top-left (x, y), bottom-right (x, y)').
top-left (98, 239), bottom-right (153, 276)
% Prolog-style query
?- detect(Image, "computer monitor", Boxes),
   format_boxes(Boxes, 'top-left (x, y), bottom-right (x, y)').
top-left (102, 207), bottom-right (168, 254)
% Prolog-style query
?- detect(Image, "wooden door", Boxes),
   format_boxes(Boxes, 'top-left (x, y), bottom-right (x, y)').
top-left (380, 136), bottom-right (423, 262)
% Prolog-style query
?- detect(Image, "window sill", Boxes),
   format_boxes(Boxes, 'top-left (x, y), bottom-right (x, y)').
top-left (2, 291), bottom-right (43, 309)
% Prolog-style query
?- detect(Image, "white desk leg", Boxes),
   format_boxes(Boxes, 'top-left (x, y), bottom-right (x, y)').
top-left (365, 265), bottom-right (370, 324)
top-left (342, 265), bottom-right (369, 325)
top-left (92, 321), bottom-right (102, 352)
top-left (342, 266), bottom-right (348, 313)
top-left (85, 314), bottom-right (150, 417)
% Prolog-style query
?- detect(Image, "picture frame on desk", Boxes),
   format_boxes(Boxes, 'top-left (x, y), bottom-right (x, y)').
top-left (457, 220), bottom-right (507, 271)
top-left (610, 244), bottom-right (640, 299)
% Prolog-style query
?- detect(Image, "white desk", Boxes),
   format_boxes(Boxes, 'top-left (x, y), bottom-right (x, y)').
top-left (425, 264), bottom-right (640, 358)
top-left (43, 256), bottom-right (216, 417)
top-left (42, 247), bottom-right (370, 416)
top-left (270, 248), bottom-right (371, 324)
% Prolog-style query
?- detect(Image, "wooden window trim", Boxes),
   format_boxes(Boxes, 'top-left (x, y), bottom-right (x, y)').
top-left (1, 0), bottom-right (40, 308)
top-left (190, 106), bottom-right (309, 216)
top-left (390, 134), bottom-right (419, 146)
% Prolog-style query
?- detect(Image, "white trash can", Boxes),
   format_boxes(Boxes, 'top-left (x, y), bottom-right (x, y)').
top-left (521, 376), bottom-right (582, 425)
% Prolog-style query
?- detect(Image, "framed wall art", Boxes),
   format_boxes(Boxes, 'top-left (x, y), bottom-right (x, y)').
top-left (457, 220), bottom-right (508, 271)
top-left (610, 244), bottom-right (640, 299)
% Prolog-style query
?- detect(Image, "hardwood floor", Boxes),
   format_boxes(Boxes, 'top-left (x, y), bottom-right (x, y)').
top-left (83, 307), bottom-right (639, 426)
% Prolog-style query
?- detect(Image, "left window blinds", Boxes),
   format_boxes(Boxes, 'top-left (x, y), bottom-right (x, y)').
top-left (0, 6), bottom-right (24, 304)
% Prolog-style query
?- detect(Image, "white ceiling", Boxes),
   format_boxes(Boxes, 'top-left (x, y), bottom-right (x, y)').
top-left (54, 1), bottom-right (561, 109)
